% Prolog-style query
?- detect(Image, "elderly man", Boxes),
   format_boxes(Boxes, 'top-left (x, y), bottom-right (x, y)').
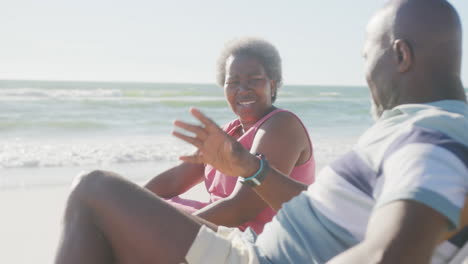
top-left (55, 0), bottom-right (468, 263)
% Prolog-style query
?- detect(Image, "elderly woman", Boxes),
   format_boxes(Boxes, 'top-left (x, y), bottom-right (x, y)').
top-left (55, 38), bottom-right (315, 264)
top-left (145, 37), bottom-right (315, 234)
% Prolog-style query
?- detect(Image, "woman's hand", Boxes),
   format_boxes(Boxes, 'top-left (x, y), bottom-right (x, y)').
top-left (172, 108), bottom-right (258, 178)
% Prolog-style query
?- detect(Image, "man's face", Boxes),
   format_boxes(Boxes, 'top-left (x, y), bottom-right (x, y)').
top-left (363, 12), bottom-right (395, 119)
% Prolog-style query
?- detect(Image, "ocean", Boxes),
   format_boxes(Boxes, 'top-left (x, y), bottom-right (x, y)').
top-left (0, 80), bottom-right (376, 189)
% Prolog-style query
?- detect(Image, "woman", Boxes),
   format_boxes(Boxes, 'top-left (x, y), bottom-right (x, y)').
top-left (55, 38), bottom-right (316, 264)
top-left (145, 37), bottom-right (315, 234)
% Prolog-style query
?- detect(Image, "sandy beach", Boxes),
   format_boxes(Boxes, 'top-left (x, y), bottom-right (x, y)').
top-left (0, 163), bottom-right (209, 264)
top-left (0, 81), bottom-right (364, 263)
top-left (0, 144), bottom-right (337, 264)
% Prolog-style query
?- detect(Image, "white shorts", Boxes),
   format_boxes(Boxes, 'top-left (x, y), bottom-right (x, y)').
top-left (185, 225), bottom-right (260, 264)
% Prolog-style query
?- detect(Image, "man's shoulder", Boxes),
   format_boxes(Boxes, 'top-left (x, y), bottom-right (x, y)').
top-left (388, 101), bottom-right (468, 157)
top-left (393, 100), bottom-right (468, 135)
top-left (358, 100), bottom-right (468, 162)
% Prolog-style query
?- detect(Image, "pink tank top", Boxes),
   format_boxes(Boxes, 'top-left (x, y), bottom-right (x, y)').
top-left (204, 108), bottom-right (315, 234)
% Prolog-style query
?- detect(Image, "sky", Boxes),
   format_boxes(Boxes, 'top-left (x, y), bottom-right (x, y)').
top-left (0, 0), bottom-right (467, 86)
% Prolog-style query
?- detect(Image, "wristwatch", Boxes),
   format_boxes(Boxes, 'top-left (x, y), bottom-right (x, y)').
top-left (239, 153), bottom-right (269, 187)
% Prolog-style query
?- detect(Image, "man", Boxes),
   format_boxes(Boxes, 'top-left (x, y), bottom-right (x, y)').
top-left (55, 0), bottom-right (468, 263)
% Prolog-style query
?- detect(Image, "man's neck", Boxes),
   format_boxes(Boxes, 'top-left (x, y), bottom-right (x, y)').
top-left (400, 76), bottom-right (466, 105)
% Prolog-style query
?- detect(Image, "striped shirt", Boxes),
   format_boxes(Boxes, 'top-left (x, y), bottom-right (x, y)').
top-left (253, 100), bottom-right (468, 263)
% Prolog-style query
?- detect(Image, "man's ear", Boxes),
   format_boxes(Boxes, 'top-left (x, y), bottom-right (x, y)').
top-left (393, 39), bottom-right (413, 73)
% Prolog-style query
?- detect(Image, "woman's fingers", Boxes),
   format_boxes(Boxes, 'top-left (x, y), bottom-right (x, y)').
top-left (179, 154), bottom-right (203, 164)
top-left (172, 131), bottom-right (203, 149)
top-left (173, 108), bottom-right (227, 166)
top-left (189, 108), bottom-right (219, 131)
top-left (173, 120), bottom-right (208, 140)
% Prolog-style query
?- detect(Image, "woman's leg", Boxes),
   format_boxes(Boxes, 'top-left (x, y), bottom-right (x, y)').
top-left (54, 170), bottom-right (217, 264)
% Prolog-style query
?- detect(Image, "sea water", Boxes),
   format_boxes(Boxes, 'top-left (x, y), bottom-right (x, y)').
top-left (0, 80), bottom-right (376, 188)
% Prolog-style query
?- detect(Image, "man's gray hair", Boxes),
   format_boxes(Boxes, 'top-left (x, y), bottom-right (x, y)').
top-left (216, 37), bottom-right (283, 102)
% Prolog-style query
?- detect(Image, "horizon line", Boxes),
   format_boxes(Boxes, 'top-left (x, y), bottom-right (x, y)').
top-left (0, 78), bottom-right (368, 88)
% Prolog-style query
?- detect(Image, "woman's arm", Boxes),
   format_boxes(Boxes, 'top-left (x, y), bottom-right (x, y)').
top-left (191, 111), bottom-right (312, 226)
top-left (173, 108), bottom-right (310, 210)
top-left (144, 162), bottom-right (205, 199)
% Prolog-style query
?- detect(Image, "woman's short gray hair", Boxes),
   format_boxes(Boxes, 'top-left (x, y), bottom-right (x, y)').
top-left (216, 37), bottom-right (283, 102)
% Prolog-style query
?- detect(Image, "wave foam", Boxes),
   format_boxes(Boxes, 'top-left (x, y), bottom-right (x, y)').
top-left (0, 88), bottom-right (123, 99)
top-left (0, 137), bottom-right (193, 169)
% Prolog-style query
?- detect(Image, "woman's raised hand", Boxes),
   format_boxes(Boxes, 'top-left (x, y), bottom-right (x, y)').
top-left (172, 108), bottom-right (257, 178)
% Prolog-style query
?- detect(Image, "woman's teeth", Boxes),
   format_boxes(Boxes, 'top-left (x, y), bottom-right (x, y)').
top-left (239, 100), bottom-right (255, 105)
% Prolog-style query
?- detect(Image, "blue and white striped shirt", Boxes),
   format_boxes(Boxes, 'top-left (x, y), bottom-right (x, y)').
top-left (254, 100), bottom-right (468, 264)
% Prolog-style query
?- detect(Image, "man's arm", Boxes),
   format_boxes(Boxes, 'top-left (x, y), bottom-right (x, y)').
top-left (328, 200), bottom-right (449, 264)
top-left (440, 196), bottom-right (468, 242)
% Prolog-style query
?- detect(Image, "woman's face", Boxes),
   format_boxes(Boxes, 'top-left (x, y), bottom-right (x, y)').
top-left (223, 55), bottom-right (276, 124)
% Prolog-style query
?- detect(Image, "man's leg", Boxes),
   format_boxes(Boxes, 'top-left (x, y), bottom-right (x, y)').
top-left (54, 170), bottom-right (216, 264)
